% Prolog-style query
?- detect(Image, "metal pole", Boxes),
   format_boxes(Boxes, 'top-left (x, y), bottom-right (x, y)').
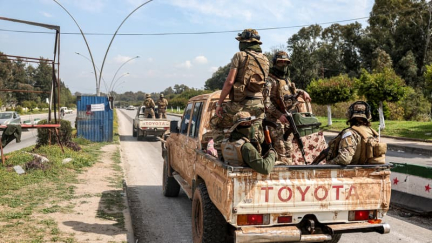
top-left (109, 57), bottom-right (138, 92)
top-left (109, 72), bottom-right (129, 93)
top-left (53, 0), bottom-right (99, 95)
top-left (98, 0), bottom-right (153, 96)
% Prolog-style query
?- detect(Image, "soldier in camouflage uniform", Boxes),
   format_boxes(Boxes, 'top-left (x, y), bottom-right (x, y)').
top-left (211, 29), bottom-right (270, 151)
top-left (226, 111), bottom-right (277, 174)
top-left (326, 101), bottom-right (385, 165)
top-left (157, 94), bottom-right (169, 119)
top-left (143, 94), bottom-right (155, 119)
top-left (263, 51), bottom-right (311, 165)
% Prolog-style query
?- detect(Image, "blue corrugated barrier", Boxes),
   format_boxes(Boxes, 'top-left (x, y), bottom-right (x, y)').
top-left (76, 96), bottom-right (113, 142)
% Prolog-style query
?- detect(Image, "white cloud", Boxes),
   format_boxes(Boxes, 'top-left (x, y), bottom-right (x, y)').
top-left (209, 67), bottom-right (218, 73)
top-left (113, 55), bottom-right (138, 64)
top-left (194, 56), bottom-right (208, 64)
top-left (40, 12), bottom-right (52, 18)
top-left (176, 60), bottom-right (192, 69)
top-left (147, 57), bottom-right (154, 62)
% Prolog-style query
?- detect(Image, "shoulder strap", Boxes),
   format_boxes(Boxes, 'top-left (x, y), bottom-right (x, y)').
top-left (350, 126), bottom-right (377, 139)
top-left (244, 50), bottom-right (266, 78)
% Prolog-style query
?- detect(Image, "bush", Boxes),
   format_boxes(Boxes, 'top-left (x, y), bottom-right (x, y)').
top-left (36, 119), bottom-right (72, 146)
top-left (14, 106), bottom-right (23, 113)
top-left (400, 87), bottom-right (431, 121)
top-left (169, 97), bottom-right (189, 109)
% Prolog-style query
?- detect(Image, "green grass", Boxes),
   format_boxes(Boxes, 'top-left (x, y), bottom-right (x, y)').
top-left (317, 116), bottom-right (432, 141)
top-left (168, 108), bottom-right (184, 114)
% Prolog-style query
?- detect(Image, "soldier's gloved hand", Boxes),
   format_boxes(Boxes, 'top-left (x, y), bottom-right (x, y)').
top-left (268, 148), bottom-right (278, 160)
top-left (279, 114), bottom-right (288, 124)
top-left (302, 91), bottom-right (312, 102)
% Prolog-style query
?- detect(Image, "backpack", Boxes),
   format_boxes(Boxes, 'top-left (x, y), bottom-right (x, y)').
top-left (230, 51), bottom-right (269, 102)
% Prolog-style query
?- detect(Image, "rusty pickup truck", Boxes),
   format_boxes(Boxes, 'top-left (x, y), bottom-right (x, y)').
top-left (161, 91), bottom-right (391, 243)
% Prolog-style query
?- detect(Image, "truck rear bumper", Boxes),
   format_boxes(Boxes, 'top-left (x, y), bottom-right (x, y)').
top-left (234, 222), bottom-right (390, 243)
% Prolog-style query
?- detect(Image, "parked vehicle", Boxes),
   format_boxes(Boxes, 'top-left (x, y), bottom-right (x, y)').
top-left (60, 107), bottom-right (73, 114)
top-left (161, 91), bottom-right (391, 243)
top-left (0, 111), bottom-right (21, 126)
top-left (133, 106), bottom-right (170, 140)
top-left (127, 105), bottom-right (135, 110)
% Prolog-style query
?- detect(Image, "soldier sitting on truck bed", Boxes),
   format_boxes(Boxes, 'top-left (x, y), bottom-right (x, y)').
top-left (143, 94), bottom-right (155, 119)
top-left (221, 111), bottom-right (277, 175)
top-left (315, 101), bottom-right (387, 165)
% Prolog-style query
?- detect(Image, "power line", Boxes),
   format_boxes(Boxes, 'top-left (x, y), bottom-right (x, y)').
top-left (0, 17), bottom-right (369, 36)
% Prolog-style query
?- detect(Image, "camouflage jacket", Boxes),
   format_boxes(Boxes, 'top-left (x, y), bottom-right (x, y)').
top-left (326, 128), bottom-right (362, 165)
top-left (264, 75), bottom-right (295, 121)
top-left (157, 98), bottom-right (168, 109)
top-left (143, 98), bottom-right (155, 108)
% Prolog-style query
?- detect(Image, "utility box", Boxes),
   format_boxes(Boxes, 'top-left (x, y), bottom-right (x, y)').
top-left (76, 96), bottom-right (113, 142)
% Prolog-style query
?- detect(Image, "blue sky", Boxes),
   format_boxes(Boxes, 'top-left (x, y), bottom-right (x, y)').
top-left (0, 0), bottom-right (374, 94)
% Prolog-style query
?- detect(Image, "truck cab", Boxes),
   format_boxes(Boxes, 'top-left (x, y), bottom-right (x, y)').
top-left (162, 91), bottom-right (391, 243)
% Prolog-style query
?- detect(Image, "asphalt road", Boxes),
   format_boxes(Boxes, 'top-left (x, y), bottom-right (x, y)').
top-left (118, 109), bottom-right (432, 243)
top-left (2, 112), bottom-right (76, 154)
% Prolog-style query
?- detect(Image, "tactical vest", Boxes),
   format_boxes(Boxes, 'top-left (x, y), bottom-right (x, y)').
top-left (158, 99), bottom-right (168, 109)
top-left (231, 51), bottom-right (269, 102)
top-left (326, 126), bottom-right (387, 164)
top-left (221, 137), bottom-right (247, 166)
top-left (144, 98), bottom-right (153, 108)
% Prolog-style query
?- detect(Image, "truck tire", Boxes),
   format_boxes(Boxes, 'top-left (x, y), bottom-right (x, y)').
top-left (162, 157), bottom-right (180, 197)
top-left (132, 126), bottom-right (137, 137)
top-left (192, 183), bottom-right (227, 243)
top-left (322, 234), bottom-right (342, 243)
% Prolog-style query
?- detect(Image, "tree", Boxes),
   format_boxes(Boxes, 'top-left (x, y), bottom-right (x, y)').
top-left (356, 68), bottom-right (406, 129)
top-left (307, 74), bottom-right (355, 125)
top-left (204, 64), bottom-right (230, 90)
top-left (287, 24), bottom-right (322, 89)
top-left (424, 64), bottom-right (432, 111)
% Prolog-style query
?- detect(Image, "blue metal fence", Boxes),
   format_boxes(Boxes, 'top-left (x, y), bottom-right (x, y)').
top-left (76, 96), bottom-right (113, 142)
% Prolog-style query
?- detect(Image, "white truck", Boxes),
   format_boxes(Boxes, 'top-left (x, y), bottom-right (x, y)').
top-left (133, 105), bottom-right (170, 140)
top-left (161, 91), bottom-right (391, 243)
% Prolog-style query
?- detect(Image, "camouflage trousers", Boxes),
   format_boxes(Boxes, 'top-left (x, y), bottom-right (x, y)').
top-left (269, 121), bottom-right (293, 165)
top-left (144, 108), bottom-right (155, 119)
top-left (209, 99), bottom-right (264, 156)
top-left (159, 108), bottom-right (167, 119)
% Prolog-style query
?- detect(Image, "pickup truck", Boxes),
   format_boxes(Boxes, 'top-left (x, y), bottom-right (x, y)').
top-left (132, 106), bottom-right (170, 140)
top-left (161, 91), bottom-right (391, 243)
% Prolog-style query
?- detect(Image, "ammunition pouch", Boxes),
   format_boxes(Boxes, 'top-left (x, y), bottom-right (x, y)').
top-left (221, 138), bottom-right (246, 166)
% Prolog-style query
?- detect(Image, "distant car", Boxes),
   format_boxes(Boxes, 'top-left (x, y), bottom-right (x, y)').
top-left (0, 111), bottom-right (21, 125)
top-left (127, 105), bottom-right (135, 110)
top-left (60, 107), bottom-right (73, 114)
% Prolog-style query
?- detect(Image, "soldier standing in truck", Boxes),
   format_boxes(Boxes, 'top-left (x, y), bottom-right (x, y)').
top-left (143, 94), bottom-right (155, 119)
top-left (214, 28), bottom-right (269, 124)
top-left (157, 94), bottom-right (168, 119)
top-left (263, 51), bottom-right (311, 165)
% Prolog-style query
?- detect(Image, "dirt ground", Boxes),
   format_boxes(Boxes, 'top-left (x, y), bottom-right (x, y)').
top-left (40, 144), bottom-right (133, 243)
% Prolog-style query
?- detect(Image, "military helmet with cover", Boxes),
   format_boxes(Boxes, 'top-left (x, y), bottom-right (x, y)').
top-left (229, 111), bottom-right (259, 132)
top-left (272, 51), bottom-right (291, 65)
top-left (146, 94), bottom-right (151, 98)
top-left (235, 29), bottom-right (262, 44)
top-left (347, 101), bottom-right (371, 120)
top-left (160, 94), bottom-right (164, 98)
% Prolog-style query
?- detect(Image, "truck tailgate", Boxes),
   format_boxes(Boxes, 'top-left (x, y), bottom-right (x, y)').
top-left (139, 119), bottom-right (170, 128)
top-left (232, 166), bottom-right (391, 223)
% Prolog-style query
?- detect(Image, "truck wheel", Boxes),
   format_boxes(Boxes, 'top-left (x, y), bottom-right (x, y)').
top-left (132, 126), bottom-right (137, 137)
top-left (323, 234), bottom-right (342, 243)
top-left (192, 184), bottom-right (227, 243)
top-left (162, 157), bottom-right (180, 197)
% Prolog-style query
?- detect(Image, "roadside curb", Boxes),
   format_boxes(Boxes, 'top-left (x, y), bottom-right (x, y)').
top-left (167, 112), bottom-right (182, 117)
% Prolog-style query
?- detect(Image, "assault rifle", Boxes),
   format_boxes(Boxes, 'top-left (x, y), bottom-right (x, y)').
top-left (262, 119), bottom-right (281, 148)
top-left (275, 92), bottom-right (309, 164)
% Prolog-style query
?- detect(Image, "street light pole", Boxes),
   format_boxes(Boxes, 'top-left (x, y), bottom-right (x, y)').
top-left (109, 56), bottom-right (138, 92)
top-left (75, 52), bottom-right (109, 94)
top-left (53, 0), bottom-right (99, 95)
top-left (110, 73), bottom-right (129, 95)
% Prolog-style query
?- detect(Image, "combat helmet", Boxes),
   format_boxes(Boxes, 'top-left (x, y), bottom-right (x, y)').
top-left (160, 94), bottom-right (164, 98)
top-left (236, 29), bottom-right (262, 44)
top-left (272, 51), bottom-right (291, 65)
top-left (146, 94), bottom-right (151, 98)
top-left (347, 101), bottom-right (372, 121)
top-left (229, 111), bottom-right (259, 132)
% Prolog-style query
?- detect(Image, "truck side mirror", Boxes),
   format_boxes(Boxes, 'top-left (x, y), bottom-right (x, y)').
top-left (170, 120), bottom-right (179, 133)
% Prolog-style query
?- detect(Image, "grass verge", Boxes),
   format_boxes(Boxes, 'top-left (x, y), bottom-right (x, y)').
top-left (318, 116), bottom-right (432, 141)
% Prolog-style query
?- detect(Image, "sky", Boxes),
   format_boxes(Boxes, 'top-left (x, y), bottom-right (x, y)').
top-left (0, 0), bottom-right (374, 95)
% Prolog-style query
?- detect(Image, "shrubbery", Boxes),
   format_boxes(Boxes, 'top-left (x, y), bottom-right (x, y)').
top-left (36, 119), bottom-right (72, 146)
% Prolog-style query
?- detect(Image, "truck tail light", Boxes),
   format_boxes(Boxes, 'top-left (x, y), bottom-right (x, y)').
top-left (237, 214), bottom-right (269, 225)
top-left (277, 216), bottom-right (292, 224)
top-left (164, 127), bottom-right (169, 130)
top-left (141, 127), bottom-right (147, 130)
top-left (349, 210), bottom-right (376, 221)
